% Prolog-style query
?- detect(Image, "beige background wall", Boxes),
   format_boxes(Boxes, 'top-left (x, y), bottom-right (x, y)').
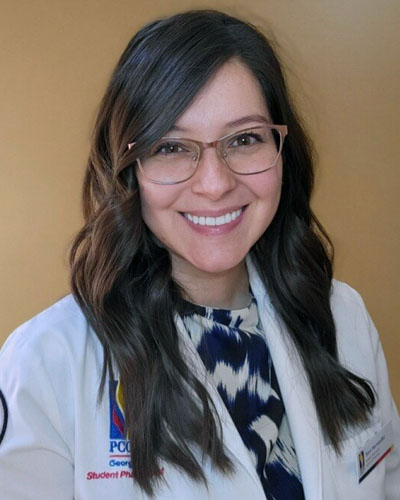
top-left (1, 0), bottom-right (399, 405)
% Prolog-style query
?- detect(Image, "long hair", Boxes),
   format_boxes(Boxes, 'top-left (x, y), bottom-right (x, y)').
top-left (70, 10), bottom-right (375, 495)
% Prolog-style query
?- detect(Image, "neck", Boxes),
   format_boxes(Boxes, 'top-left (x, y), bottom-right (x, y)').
top-left (171, 258), bottom-right (250, 310)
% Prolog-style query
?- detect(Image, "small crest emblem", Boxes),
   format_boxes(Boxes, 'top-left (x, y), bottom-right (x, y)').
top-left (109, 380), bottom-right (126, 439)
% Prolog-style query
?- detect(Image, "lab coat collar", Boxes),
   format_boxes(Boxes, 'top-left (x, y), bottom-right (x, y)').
top-left (246, 256), bottom-right (323, 500)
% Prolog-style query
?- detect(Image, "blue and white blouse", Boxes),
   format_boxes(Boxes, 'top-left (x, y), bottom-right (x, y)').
top-left (181, 296), bottom-right (305, 500)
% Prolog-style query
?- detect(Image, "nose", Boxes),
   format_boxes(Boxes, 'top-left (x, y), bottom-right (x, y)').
top-left (190, 147), bottom-right (237, 200)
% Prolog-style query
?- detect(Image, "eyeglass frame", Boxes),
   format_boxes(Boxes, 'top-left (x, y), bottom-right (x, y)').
top-left (128, 123), bottom-right (288, 185)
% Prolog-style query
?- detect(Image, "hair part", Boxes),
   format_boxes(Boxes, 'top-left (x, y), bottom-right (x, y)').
top-left (70, 9), bottom-right (375, 496)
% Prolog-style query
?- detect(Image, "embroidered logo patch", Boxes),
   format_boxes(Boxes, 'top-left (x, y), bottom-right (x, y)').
top-left (85, 380), bottom-right (165, 481)
top-left (108, 380), bottom-right (131, 467)
top-left (109, 380), bottom-right (125, 439)
top-left (0, 390), bottom-right (8, 445)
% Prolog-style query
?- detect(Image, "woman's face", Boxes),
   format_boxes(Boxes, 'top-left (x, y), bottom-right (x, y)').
top-left (137, 60), bottom-right (282, 279)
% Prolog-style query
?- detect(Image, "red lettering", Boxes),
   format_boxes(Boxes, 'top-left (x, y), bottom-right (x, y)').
top-left (120, 470), bottom-right (133, 478)
top-left (86, 471), bottom-right (120, 480)
top-left (86, 467), bottom-right (163, 481)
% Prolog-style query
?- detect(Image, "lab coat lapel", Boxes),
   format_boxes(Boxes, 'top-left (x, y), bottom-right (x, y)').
top-left (175, 315), bottom-right (266, 498)
top-left (247, 257), bottom-right (323, 500)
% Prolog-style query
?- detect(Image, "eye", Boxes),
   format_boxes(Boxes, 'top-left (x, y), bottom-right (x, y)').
top-left (151, 141), bottom-right (189, 156)
top-left (228, 132), bottom-right (263, 148)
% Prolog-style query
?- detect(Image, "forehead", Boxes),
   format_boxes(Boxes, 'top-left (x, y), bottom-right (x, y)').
top-left (170, 59), bottom-right (271, 137)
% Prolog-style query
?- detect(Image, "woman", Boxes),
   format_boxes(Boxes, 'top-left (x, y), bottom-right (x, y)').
top-left (0, 10), bottom-right (399, 500)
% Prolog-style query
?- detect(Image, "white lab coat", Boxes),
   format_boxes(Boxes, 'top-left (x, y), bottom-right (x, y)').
top-left (0, 259), bottom-right (399, 499)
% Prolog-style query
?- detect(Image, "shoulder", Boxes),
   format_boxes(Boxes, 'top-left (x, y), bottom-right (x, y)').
top-left (330, 279), bottom-right (367, 313)
top-left (329, 280), bottom-right (382, 381)
top-left (0, 294), bottom-right (103, 387)
top-left (330, 279), bottom-right (373, 333)
top-left (2, 294), bottom-right (96, 358)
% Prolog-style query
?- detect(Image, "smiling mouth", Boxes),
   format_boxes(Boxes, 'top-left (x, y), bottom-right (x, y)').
top-left (182, 207), bottom-right (246, 227)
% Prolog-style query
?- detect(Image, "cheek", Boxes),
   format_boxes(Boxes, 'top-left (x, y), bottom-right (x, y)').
top-left (139, 183), bottom-right (182, 227)
top-left (248, 165), bottom-right (283, 203)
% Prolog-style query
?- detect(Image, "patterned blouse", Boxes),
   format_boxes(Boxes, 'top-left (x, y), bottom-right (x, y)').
top-left (180, 295), bottom-right (305, 500)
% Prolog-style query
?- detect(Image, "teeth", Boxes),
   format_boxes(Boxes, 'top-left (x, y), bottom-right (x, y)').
top-left (184, 208), bottom-right (243, 226)
top-left (206, 216), bottom-right (215, 226)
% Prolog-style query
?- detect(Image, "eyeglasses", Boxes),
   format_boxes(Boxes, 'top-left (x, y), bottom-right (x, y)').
top-left (128, 124), bottom-right (288, 185)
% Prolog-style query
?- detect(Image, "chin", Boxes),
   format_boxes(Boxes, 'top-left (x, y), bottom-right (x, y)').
top-left (188, 253), bottom-right (246, 275)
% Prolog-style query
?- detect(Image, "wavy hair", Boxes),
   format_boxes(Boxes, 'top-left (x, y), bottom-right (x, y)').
top-left (70, 10), bottom-right (375, 495)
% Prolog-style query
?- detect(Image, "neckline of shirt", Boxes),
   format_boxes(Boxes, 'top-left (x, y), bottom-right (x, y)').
top-left (179, 294), bottom-right (260, 330)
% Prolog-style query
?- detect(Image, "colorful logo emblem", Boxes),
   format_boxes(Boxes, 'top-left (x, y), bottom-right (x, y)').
top-left (109, 380), bottom-right (125, 439)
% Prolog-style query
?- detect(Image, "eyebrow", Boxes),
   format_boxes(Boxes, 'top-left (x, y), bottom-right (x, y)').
top-left (168, 114), bottom-right (270, 134)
